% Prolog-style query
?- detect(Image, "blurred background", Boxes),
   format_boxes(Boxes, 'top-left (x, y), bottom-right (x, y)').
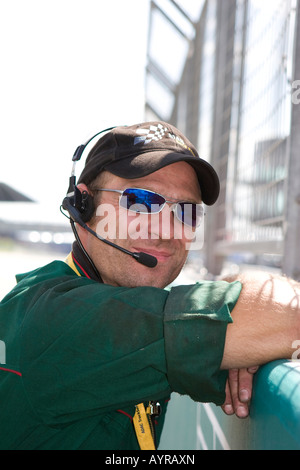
top-left (1, 0), bottom-right (300, 296)
top-left (1, 0), bottom-right (300, 450)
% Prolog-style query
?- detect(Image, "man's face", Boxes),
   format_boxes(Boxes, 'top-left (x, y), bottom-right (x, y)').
top-left (81, 161), bottom-right (202, 288)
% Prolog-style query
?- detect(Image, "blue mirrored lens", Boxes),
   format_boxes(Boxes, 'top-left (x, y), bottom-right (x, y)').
top-left (120, 188), bottom-right (203, 228)
top-left (175, 203), bottom-right (203, 228)
top-left (121, 189), bottom-right (165, 213)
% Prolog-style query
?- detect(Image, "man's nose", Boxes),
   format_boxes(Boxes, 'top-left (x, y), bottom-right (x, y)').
top-left (148, 205), bottom-right (175, 240)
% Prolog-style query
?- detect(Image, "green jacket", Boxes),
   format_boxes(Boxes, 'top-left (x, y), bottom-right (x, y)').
top-left (0, 259), bottom-right (241, 450)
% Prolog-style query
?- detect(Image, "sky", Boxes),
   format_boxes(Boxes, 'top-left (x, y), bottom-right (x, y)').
top-left (0, 0), bottom-right (151, 210)
top-left (0, 0), bottom-right (204, 295)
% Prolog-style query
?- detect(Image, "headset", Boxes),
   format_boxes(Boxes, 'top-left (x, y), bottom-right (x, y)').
top-left (61, 127), bottom-right (158, 272)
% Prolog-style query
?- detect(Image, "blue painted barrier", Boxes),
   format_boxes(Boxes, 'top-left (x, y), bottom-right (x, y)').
top-left (159, 360), bottom-right (300, 450)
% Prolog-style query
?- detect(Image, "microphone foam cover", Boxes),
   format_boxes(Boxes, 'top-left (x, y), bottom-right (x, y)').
top-left (136, 252), bottom-right (158, 268)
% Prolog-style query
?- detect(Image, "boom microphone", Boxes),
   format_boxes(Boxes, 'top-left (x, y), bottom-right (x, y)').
top-left (62, 197), bottom-right (158, 268)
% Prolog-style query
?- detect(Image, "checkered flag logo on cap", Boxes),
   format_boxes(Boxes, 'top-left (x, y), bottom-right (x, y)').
top-left (134, 123), bottom-right (168, 146)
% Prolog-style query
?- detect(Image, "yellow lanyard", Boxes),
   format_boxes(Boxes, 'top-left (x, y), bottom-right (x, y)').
top-left (65, 253), bottom-right (81, 277)
top-left (133, 403), bottom-right (156, 450)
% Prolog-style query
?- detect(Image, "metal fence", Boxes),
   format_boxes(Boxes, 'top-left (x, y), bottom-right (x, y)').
top-left (146, 0), bottom-right (300, 277)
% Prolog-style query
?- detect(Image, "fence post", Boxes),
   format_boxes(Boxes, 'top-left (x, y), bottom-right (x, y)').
top-left (283, 1), bottom-right (300, 280)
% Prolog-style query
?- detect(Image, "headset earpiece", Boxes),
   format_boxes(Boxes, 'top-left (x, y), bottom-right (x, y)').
top-left (70, 186), bottom-right (95, 223)
top-left (62, 126), bottom-right (117, 225)
top-left (79, 190), bottom-right (95, 222)
top-left (62, 186), bottom-right (95, 224)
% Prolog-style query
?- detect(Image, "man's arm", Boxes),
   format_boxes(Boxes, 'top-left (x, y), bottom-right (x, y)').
top-left (221, 271), bottom-right (300, 369)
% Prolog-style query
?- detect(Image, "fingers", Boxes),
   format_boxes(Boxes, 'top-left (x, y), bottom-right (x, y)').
top-left (222, 378), bottom-right (235, 416)
top-left (221, 367), bottom-right (258, 419)
top-left (222, 369), bottom-right (249, 418)
top-left (237, 367), bottom-right (257, 404)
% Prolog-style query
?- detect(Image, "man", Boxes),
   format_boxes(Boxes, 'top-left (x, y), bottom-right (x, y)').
top-left (0, 121), bottom-right (299, 450)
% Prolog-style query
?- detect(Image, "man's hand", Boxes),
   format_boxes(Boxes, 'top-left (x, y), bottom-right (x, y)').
top-left (221, 367), bottom-right (259, 418)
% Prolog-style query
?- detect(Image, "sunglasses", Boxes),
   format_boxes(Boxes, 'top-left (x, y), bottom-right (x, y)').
top-left (93, 187), bottom-right (204, 228)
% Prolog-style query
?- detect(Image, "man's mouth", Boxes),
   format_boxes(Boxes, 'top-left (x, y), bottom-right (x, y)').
top-left (133, 248), bottom-right (173, 263)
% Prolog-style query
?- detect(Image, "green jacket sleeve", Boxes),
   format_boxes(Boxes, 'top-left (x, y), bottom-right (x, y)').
top-left (14, 262), bottom-right (241, 425)
top-left (164, 281), bottom-right (241, 404)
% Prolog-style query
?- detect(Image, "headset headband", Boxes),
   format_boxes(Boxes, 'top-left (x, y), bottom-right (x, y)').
top-left (67, 126), bottom-right (117, 195)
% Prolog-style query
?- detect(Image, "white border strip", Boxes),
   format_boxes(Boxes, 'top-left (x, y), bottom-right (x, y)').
top-left (196, 403), bottom-right (231, 450)
top-left (196, 404), bottom-right (208, 450)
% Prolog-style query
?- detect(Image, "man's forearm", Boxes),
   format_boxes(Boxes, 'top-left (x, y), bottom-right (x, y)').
top-left (221, 272), bottom-right (300, 369)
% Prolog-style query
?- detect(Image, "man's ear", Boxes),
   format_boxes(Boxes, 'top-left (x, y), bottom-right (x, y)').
top-left (76, 183), bottom-right (89, 193)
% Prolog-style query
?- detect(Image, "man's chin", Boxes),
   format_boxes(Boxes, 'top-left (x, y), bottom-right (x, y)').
top-left (130, 263), bottom-right (181, 289)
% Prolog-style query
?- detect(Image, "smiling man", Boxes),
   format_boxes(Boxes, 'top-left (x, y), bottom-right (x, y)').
top-left (0, 121), bottom-right (299, 450)
top-left (76, 162), bottom-right (201, 288)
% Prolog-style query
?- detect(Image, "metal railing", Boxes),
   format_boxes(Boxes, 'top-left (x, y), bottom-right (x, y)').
top-left (146, 0), bottom-right (300, 277)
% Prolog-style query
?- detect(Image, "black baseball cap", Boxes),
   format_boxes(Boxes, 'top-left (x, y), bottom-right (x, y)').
top-left (78, 121), bottom-right (220, 205)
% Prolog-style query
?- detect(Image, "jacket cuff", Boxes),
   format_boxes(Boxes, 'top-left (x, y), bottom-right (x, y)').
top-left (163, 280), bottom-right (242, 405)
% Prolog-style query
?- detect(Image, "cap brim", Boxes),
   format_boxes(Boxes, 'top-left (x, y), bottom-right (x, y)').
top-left (104, 150), bottom-right (220, 206)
